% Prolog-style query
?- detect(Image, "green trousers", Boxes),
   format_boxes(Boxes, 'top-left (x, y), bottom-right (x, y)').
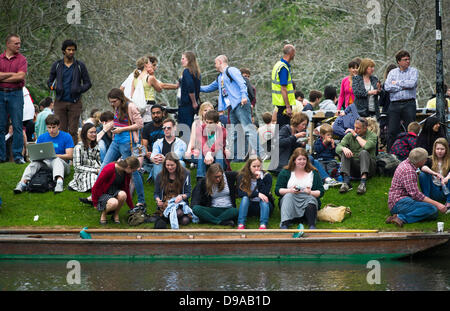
top-left (192, 205), bottom-right (238, 225)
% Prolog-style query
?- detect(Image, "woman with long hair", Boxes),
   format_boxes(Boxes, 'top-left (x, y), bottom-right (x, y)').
top-left (178, 51), bottom-right (201, 128)
top-left (419, 138), bottom-right (450, 210)
top-left (275, 147), bottom-right (325, 229)
top-left (154, 152), bottom-right (192, 226)
top-left (191, 163), bottom-right (238, 227)
top-left (68, 123), bottom-right (101, 193)
top-left (352, 58), bottom-right (381, 118)
top-left (185, 101), bottom-right (214, 161)
top-left (337, 60), bottom-right (360, 112)
top-left (237, 156), bottom-right (274, 229)
top-left (91, 156), bottom-right (140, 225)
top-left (416, 116), bottom-right (447, 155)
top-left (100, 88), bottom-right (146, 210)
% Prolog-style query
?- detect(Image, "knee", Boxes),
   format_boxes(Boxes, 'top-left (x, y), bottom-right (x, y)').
top-left (117, 190), bottom-right (127, 202)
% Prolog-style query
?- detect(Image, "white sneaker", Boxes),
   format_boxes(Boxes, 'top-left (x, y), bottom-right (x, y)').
top-left (54, 179), bottom-right (64, 193)
top-left (325, 177), bottom-right (342, 187)
top-left (13, 181), bottom-right (27, 194)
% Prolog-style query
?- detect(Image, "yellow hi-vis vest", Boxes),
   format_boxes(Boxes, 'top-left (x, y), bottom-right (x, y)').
top-left (271, 60), bottom-right (296, 107)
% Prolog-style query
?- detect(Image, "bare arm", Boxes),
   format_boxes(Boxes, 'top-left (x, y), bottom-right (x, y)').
top-left (57, 147), bottom-right (74, 161)
top-left (1, 71), bottom-right (25, 83)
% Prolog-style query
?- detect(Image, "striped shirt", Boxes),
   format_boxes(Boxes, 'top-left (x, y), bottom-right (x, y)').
top-left (384, 66), bottom-right (418, 102)
top-left (388, 159), bottom-right (426, 210)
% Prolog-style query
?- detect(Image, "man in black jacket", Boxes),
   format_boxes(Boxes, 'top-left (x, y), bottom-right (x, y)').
top-left (47, 39), bottom-right (91, 145)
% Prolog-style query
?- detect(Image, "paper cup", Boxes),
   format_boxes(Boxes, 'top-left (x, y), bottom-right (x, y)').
top-left (437, 222), bottom-right (444, 233)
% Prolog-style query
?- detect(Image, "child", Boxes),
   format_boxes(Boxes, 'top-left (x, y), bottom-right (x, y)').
top-left (313, 123), bottom-right (339, 179)
top-left (390, 121), bottom-right (421, 161)
top-left (319, 86), bottom-right (338, 112)
top-left (303, 90), bottom-right (322, 111)
top-left (257, 112), bottom-right (275, 161)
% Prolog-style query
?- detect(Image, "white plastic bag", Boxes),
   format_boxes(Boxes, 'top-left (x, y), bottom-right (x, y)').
top-left (131, 78), bottom-right (147, 112)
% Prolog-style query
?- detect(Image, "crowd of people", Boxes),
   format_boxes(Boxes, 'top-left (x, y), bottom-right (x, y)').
top-left (1, 34), bottom-right (449, 229)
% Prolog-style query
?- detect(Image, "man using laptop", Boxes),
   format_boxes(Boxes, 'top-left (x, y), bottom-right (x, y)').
top-left (14, 114), bottom-right (74, 193)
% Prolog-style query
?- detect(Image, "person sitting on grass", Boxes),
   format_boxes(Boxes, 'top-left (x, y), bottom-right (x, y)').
top-left (34, 97), bottom-right (54, 138)
top-left (13, 114), bottom-right (73, 194)
top-left (386, 147), bottom-right (447, 227)
top-left (154, 152), bottom-right (192, 228)
top-left (192, 109), bottom-right (228, 180)
top-left (418, 138), bottom-right (450, 211)
top-left (237, 155), bottom-right (274, 230)
top-left (313, 123), bottom-right (339, 179)
top-left (416, 116), bottom-right (447, 156)
top-left (302, 90), bottom-right (322, 111)
top-left (150, 118), bottom-right (186, 182)
top-left (275, 147), bottom-right (325, 229)
top-left (91, 156), bottom-right (140, 225)
top-left (389, 121), bottom-right (421, 161)
top-left (68, 122), bottom-right (101, 193)
top-left (336, 117), bottom-right (377, 195)
top-left (191, 163), bottom-right (238, 227)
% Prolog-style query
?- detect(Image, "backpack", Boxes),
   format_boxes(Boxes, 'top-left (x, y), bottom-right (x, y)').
top-left (376, 152), bottom-right (401, 176)
top-left (27, 165), bottom-right (55, 193)
top-left (131, 77), bottom-right (147, 113)
top-left (218, 67), bottom-right (255, 104)
top-left (127, 210), bottom-right (147, 226)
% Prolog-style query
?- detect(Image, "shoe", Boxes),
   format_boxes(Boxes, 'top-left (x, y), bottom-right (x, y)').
top-left (339, 183), bottom-right (351, 193)
top-left (325, 177), bottom-right (341, 186)
top-left (219, 220), bottom-right (235, 227)
top-left (79, 197), bottom-right (93, 206)
top-left (386, 214), bottom-right (404, 227)
top-left (385, 215), bottom-right (395, 224)
top-left (14, 158), bottom-right (26, 164)
top-left (237, 224), bottom-right (245, 229)
top-left (13, 181), bottom-right (27, 194)
top-left (54, 180), bottom-right (64, 193)
top-left (259, 224), bottom-right (267, 230)
top-left (111, 215), bottom-right (120, 224)
top-left (99, 219), bottom-right (108, 225)
top-left (357, 183), bottom-right (366, 195)
top-left (309, 225), bottom-right (316, 229)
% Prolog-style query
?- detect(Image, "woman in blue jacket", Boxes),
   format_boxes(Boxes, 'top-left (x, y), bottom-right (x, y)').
top-left (178, 51), bottom-right (201, 129)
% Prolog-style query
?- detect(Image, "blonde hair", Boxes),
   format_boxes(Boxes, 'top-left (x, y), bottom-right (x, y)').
top-left (431, 138), bottom-right (450, 176)
top-left (134, 56), bottom-right (149, 79)
top-left (199, 102), bottom-right (214, 122)
top-left (319, 123), bottom-right (333, 136)
top-left (358, 58), bottom-right (376, 75)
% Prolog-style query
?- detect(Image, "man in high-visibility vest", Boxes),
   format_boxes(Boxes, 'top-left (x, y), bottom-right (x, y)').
top-left (272, 44), bottom-right (296, 128)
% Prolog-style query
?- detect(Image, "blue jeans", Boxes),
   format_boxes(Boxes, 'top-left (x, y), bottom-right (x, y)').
top-left (196, 149), bottom-right (225, 178)
top-left (419, 172), bottom-right (450, 204)
top-left (229, 102), bottom-right (258, 159)
top-left (310, 156), bottom-right (330, 180)
top-left (98, 139), bottom-right (110, 163)
top-left (100, 140), bottom-right (145, 204)
top-left (391, 197), bottom-right (438, 224)
top-left (0, 89), bottom-right (24, 161)
top-left (238, 196), bottom-right (271, 226)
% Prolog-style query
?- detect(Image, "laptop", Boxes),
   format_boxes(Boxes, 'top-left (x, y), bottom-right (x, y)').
top-left (27, 142), bottom-right (56, 161)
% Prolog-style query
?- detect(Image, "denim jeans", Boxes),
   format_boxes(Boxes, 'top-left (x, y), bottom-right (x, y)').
top-left (229, 102), bottom-right (258, 159)
top-left (419, 172), bottom-right (450, 204)
top-left (0, 89), bottom-right (24, 161)
top-left (100, 140), bottom-right (145, 204)
top-left (310, 156), bottom-right (330, 180)
top-left (196, 149), bottom-right (225, 178)
top-left (237, 196), bottom-right (271, 226)
top-left (98, 139), bottom-right (110, 163)
top-left (390, 197), bottom-right (438, 224)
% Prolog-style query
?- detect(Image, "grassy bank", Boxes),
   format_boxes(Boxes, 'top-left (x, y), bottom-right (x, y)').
top-left (0, 161), bottom-right (448, 232)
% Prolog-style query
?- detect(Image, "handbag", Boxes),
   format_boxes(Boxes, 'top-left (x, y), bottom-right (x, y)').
top-left (317, 204), bottom-right (351, 223)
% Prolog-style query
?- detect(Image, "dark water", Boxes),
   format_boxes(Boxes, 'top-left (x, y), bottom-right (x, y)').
top-left (1, 258), bottom-right (450, 291)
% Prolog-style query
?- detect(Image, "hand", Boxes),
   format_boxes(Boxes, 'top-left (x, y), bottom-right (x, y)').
top-left (285, 106), bottom-right (292, 116)
top-left (291, 186), bottom-right (301, 194)
top-left (184, 150), bottom-right (192, 159)
top-left (192, 102), bottom-right (198, 110)
top-left (295, 131), bottom-right (307, 138)
top-left (103, 121), bottom-right (114, 132)
top-left (303, 187), bottom-right (312, 195)
top-left (345, 128), bottom-right (355, 136)
top-left (437, 202), bottom-right (447, 213)
top-left (156, 199), bottom-right (164, 208)
top-left (175, 195), bottom-right (183, 204)
top-left (338, 110), bottom-right (345, 116)
top-left (241, 98), bottom-right (248, 106)
top-left (258, 193), bottom-right (269, 203)
top-left (342, 147), bottom-right (353, 158)
top-left (111, 127), bottom-right (122, 134)
top-left (192, 149), bottom-right (200, 157)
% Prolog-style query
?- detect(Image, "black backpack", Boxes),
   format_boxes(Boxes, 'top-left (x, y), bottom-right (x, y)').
top-left (218, 67), bottom-right (255, 104)
top-left (27, 165), bottom-right (55, 193)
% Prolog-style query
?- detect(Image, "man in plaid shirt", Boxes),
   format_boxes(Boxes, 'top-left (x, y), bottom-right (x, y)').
top-left (387, 148), bottom-right (447, 227)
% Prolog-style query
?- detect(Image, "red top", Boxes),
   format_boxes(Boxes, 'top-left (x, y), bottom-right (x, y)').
top-left (198, 123), bottom-right (227, 156)
top-left (0, 52), bottom-right (27, 88)
top-left (91, 162), bottom-right (134, 209)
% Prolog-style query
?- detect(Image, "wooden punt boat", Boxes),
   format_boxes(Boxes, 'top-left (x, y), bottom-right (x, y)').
top-left (0, 228), bottom-right (449, 261)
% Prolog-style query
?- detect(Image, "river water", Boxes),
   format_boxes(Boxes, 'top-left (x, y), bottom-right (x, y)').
top-left (1, 257), bottom-right (450, 291)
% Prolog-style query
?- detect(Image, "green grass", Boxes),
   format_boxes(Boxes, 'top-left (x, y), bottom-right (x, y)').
top-left (0, 161), bottom-right (448, 232)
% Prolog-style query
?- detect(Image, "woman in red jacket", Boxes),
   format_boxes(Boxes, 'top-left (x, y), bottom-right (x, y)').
top-left (91, 156), bottom-right (140, 224)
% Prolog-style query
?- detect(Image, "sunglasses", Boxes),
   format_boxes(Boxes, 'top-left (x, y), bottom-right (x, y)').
top-left (162, 126), bottom-right (172, 130)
